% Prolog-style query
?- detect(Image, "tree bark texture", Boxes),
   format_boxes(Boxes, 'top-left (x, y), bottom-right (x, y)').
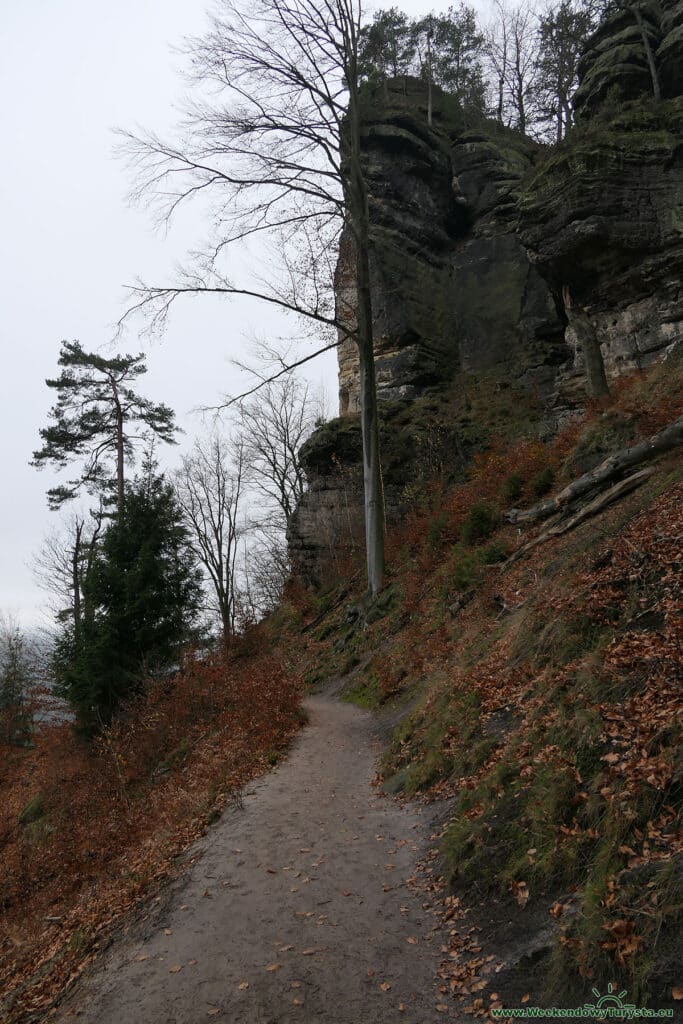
top-left (565, 302), bottom-right (610, 398)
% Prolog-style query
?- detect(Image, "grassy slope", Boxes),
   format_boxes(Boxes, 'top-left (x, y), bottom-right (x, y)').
top-left (281, 350), bottom-right (682, 1014)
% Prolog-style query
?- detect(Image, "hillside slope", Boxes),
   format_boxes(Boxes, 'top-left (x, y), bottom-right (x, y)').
top-left (2, 353), bottom-right (680, 1022)
top-left (283, 348), bottom-right (682, 1015)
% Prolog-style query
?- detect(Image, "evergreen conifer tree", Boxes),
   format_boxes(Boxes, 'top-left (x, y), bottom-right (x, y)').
top-left (55, 459), bottom-right (202, 728)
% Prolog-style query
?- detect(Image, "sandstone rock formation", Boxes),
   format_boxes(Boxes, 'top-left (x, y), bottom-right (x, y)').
top-left (521, 0), bottom-right (683, 392)
top-left (290, 35), bottom-right (683, 585)
top-left (573, 1), bottom-right (683, 118)
top-left (659, 0), bottom-right (683, 96)
top-left (336, 78), bottom-right (566, 417)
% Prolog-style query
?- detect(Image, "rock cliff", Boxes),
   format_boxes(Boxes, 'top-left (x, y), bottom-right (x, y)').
top-left (289, 32), bottom-right (683, 585)
top-left (573, 0), bottom-right (683, 117)
top-left (521, 0), bottom-right (683, 397)
top-left (337, 78), bottom-right (566, 417)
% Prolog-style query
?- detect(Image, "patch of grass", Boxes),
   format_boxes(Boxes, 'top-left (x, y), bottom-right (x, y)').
top-left (342, 672), bottom-right (381, 709)
top-left (512, 603), bottom-right (607, 670)
top-left (398, 689), bottom-right (490, 796)
top-left (19, 793), bottom-right (46, 826)
top-left (566, 411), bottom-right (637, 475)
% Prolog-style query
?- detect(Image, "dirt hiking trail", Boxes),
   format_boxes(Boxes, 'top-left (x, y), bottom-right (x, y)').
top-left (57, 694), bottom-right (454, 1024)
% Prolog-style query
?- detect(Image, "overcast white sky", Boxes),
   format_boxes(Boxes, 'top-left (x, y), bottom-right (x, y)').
top-left (1, 0), bottom-right (489, 629)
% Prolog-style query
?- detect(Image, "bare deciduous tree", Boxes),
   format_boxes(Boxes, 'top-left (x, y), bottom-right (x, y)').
top-left (238, 373), bottom-right (317, 529)
top-left (175, 435), bottom-right (246, 641)
top-left (119, 0), bottom-right (386, 595)
top-left (239, 534), bottom-right (292, 623)
top-left (32, 509), bottom-right (104, 642)
top-left (536, 0), bottom-right (595, 141)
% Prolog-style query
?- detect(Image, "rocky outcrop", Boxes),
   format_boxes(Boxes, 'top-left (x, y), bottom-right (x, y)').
top-left (659, 0), bottom-right (683, 94)
top-left (519, 99), bottom-right (683, 387)
top-left (288, 392), bottom-right (470, 586)
top-left (573, 3), bottom-right (662, 119)
top-left (337, 79), bottom-right (567, 416)
top-left (290, 45), bottom-right (683, 585)
top-left (518, 2), bottom-right (683, 396)
top-left (574, 0), bottom-right (683, 118)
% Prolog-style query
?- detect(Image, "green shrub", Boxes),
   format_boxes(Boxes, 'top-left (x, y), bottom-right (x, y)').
top-left (427, 511), bottom-right (448, 548)
top-left (531, 466), bottom-right (555, 498)
top-left (481, 539), bottom-right (510, 564)
top-left (461, 504), bottom-right (499, 545)
top-left (450, 545), bottom-right (481, 590)
top-left (503, 472), bottom-right (524, 503)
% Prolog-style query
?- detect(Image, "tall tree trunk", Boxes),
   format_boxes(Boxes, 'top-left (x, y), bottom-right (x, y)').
top-left (426, 24), bottom-right (434, 127)
top-left (71, 519), bottom-right (84, 640)
top-left (356, 242), bottom-right (385, 597)
top-left (113, 395), bottom-right (125, 511)
top-left (347, 68), bottom-right (386, 597)
top-left (517, 73), bottom-right (526, 133)
top-left (563, 286), bottom-right (609, 398)
top-left (82, 515), bottom-right (102, 631)
top-left (632, 6), bottom-right (661, 100)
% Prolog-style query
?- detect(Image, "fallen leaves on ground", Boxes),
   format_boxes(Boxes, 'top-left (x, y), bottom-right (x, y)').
top-left (0, 646), bottom-right (303, 1022)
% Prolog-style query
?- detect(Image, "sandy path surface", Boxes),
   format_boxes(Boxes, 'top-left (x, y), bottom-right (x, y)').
top-left (57, 694), bottom-right (450, 1024)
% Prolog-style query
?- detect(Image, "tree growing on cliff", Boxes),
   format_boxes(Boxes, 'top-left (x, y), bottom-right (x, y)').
top-left (485, 1), bottom-right (540, 134)
top-left (359, 7), bottom-right (416, 86)
top-left (423, 5), bottom-right (487, 115)
top-left (119, 0), bottom-right (387, 596)
top-left (32, 342), bottom-right (178, 512)
top-left (535, 0), bottom-right (595, 140)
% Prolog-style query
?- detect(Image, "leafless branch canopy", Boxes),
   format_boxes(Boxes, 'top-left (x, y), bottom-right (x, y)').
top-left (117, 0), bottom-right (365, 343)
top-left (175, 434), bottom-right (246, 638)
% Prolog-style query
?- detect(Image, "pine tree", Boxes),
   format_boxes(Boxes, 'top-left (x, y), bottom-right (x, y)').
top-left (55, 461), bottom-right (202, 728)
top-left (32, 341), bottom-right (178, 511)
top-left (359, 8), bottom-right (416, 84)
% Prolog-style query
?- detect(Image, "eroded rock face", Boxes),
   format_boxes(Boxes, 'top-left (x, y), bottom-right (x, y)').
top-left (290, 54), bottom-right (683, 585)
top-left (519, 99), bottom-right (683, 381)
top-left (573, 3), bottom-right (662, 119)
top-left (574, 0), bottom-right (683, 117)
top-left (519, 2), bottom-right (683, 393)
top-left (337, 79), bottom-right (566, 416)
top-left (659, 0), bottom-right (683, 97)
